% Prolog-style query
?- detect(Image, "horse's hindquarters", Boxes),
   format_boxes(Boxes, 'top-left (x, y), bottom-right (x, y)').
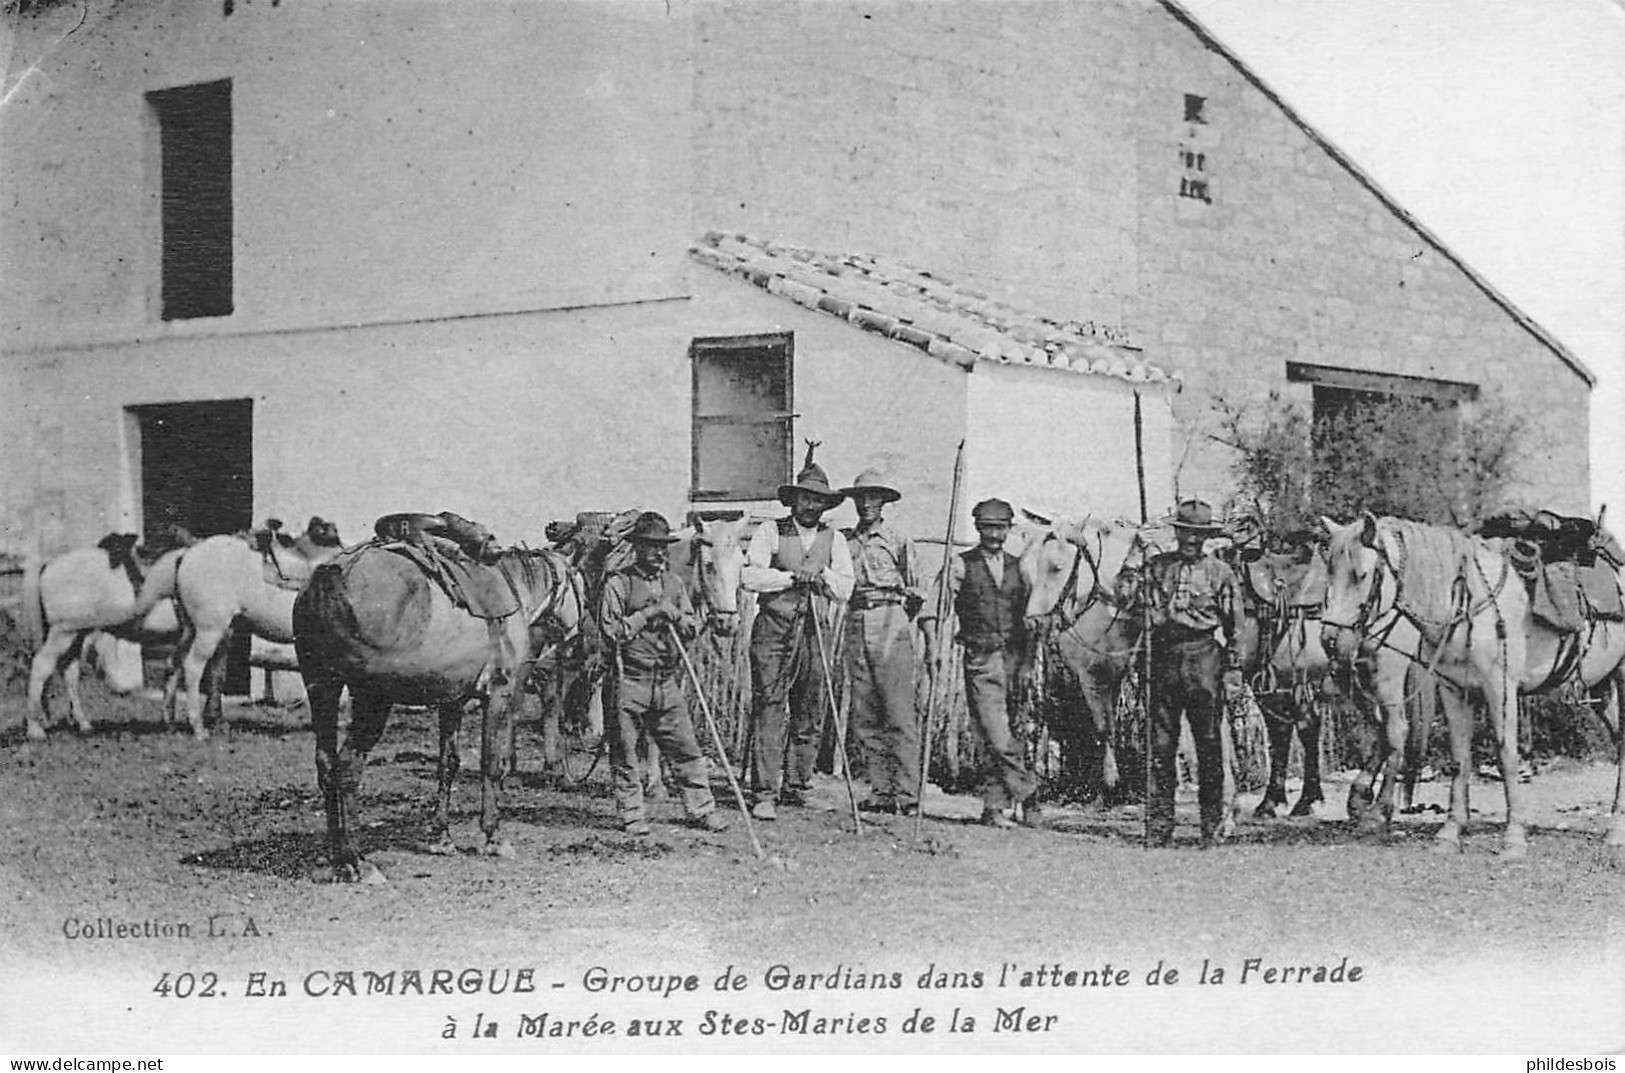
top-left (294, 550), bottom-right (516, 705)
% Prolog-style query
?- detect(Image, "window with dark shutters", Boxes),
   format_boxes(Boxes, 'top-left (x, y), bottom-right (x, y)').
top-left (691, 333), bottom-right (794, 502)
top-left (148, 79), bottom-right (233, 321)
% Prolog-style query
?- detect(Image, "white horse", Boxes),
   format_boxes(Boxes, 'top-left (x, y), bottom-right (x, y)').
top-left (1322, 513), bottom-right (1625, 858)
top-left (23, 533), bottom-right (186, 740)
top-left (131, 518), bottom-right (343, 740)
top-left (1020, 514), bottom-right (1164, 804)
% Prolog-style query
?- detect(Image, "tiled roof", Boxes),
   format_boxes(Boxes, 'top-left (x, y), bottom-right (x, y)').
top-left (690, 232), bottom-right (1180, 387)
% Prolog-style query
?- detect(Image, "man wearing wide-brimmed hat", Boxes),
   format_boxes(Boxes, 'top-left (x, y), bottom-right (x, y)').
top-left (1140, 498), bottom-right (1247, 848)
top-left (840, 468), bottom-right (929, 816)
top-left (917, 496), bottom-right (1042, 829)
top-left (598, 511), bottom-right (729, 837)
top-left (741, 445), bottom-right (855, 820)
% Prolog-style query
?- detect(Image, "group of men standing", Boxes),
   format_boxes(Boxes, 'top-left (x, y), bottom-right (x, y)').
top-left (595, 450), bottom-right (1245, 848)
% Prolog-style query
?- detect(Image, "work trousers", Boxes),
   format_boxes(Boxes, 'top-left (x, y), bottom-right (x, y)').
top-left (749, 605), bottom-right (827, 801)
top-left (845, 603), bottom-right (921, 807)
top-left (1147, 631), bottom-right (1226, 843)
top-left (606, 670), bottom-right (716, 824)
top-left (962, 645), bottom-right (1039, 812)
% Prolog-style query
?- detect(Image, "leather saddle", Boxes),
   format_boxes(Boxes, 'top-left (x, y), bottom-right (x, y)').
top-left (1243, 551), bottom-right (1327, 613)
top-left (373, 512), bottom-right (520, 620)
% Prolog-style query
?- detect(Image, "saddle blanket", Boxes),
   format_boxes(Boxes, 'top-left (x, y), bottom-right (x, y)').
top-left (385, 543), bottom-right (520, 620)
top-left (1244, 552), bottom-right (1327, 610)
top-left (1530, 560), bottom-right (1623, 633)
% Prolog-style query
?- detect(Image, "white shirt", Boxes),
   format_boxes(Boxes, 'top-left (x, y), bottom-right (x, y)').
top-left (741, 519), bottom-right (856, 603)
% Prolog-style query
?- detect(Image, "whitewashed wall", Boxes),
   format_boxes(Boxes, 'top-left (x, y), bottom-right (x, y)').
top-left (966, 362), bottom-right (1176, 529)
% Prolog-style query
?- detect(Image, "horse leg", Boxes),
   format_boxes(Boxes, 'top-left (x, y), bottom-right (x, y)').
top-left (1432, 684), bottom-right (1474, 854)
top-left (1482, 647), bottom-right (1527, 859)
top-left (203, 630), bottom-right (231, 731)
top-left (61, 634), bottom-right (92, 735)
top-left (26, 628), bottom-right (81, 740)
top-left (323, 687), bottom-right (393, 884)
top-left (161, 612), bottom-right (194, 727)
top-left (479, 680), bottom-right (518, 859)
top-left (309, 674), bottom-right (356, 883)
top-left (1253, 700), bottom-right (1292, 818)
top-left (1290, 703), bottom-right (1326, 817)
top-left (428, 701), bottom-right (463, 855)
top-left (1602, 667), bottom-right (1625, 851)
top-left (180, 622), bottom-right (229, 741)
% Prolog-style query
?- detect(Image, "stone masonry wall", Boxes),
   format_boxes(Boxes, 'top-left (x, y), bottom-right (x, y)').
top-left (1132, 3), bottom-right (1590, 514)
top-left (694, 0), bottom-right (1591, 517)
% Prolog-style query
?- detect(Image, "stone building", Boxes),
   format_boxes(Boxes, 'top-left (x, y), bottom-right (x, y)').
top-left (0, 0), bottom-right (1590, 564)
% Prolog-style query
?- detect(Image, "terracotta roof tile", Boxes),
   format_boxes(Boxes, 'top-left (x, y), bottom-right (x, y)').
top-left (690, 232), bottom-right (1178, 386)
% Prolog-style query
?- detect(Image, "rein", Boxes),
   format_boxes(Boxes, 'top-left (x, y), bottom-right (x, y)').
top-left (1032, 529), bottom-right (1142, 661)
top-left (1323, 527), bottom-right (1511, 698)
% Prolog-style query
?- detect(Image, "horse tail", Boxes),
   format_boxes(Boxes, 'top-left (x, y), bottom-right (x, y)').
top-left (130, 548), bottom-right (183, 620)
top-left (292, 559), bottom-right (355, 655)
top-left (20, 551), bottom-right (45, 649)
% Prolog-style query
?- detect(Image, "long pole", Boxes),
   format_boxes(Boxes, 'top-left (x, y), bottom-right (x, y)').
top-left (809, 609), bottom-right (863, 833)
top-left (668, 623), bottom-right (766, 860)
top-left (1134, 390), bottom-right (1152, 848)
top-left (915, 439), bottom-right (967, 840)
top-left (1134, 390), bottom-right (1147, 528)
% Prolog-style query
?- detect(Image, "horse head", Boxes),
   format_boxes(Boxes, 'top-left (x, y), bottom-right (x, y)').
top-left (1320, 512), bottom-right (1388, 663)
top-left (677, 516), bottom-right (747, 636)
top-left (503, 547), bottom-right (585, 648)
top-left (1020, 515), bottom-right (1151, 639)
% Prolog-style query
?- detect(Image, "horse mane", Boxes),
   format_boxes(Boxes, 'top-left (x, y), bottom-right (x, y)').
top-left (1379, 516), bottom-right (1481, 624)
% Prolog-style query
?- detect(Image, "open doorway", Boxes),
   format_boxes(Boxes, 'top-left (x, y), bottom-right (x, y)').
top-left (129, 399), bottom-right (254, 693)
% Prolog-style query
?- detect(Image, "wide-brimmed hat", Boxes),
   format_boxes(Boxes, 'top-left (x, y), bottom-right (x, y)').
top-left (777, 463), bottom-right (844, 509)
top-left (971, 498), bottom-right (1015, 524)
top-left (1171, 499), bottom-right (1225, 533)
top-left (840, 468), bottom-right (901, 504)
top-left (627, 511), bottom-right (680, 544)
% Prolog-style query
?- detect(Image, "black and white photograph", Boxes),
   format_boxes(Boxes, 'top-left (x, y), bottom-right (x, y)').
top-left (1, 0), bottom-right (1622, 1058)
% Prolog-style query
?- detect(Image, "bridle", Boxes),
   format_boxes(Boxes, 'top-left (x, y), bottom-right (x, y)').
top-left (1030, 525), bottom-right (1140, 655)
top-left (1320, 541), bottom-right (1405, 656)
top-left (681, 535), bottom-right (739, 633)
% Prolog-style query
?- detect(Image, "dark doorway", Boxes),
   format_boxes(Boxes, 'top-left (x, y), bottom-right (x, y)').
top-left (131, 399), bottom-right (254, 693)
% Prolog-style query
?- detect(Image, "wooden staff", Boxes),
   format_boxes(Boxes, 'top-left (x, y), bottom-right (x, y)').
top-left (915, 439), bottom-right (967, 840)
top-left (668, 623), bottom-right (766, 860)
top-left (808, 607), bottom-right (862, 833)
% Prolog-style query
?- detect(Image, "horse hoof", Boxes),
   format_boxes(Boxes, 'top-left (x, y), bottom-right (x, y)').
top-left (1252, 800), bottom-right (1279, 820)
top-left (1431, 837), bottom-right (1462, 856)
top-left (423, 837), bottom-right (458, 857)
top-left (75, 722), bottom-right (94, 736)
top-left (25, 724), bottom-right (46, 742)
top-left (484, 839), bottom-right (515, 859)
top-left (191, 727), bottom-right (210, 742)
top-left (1290, 798), bottom-right (1325, 820)
top-left (1499, 841), bottom-right (1529, 861)
top-left (357, 860), bottom-right (389, 885)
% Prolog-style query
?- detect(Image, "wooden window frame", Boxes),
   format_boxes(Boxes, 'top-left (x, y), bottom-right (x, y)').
top-left (690, 332), bottom-right (794, 502)
top-left (148, 79), bottom-right (234, 322)
top-left (1286, 362), bottom-right (1479, 404)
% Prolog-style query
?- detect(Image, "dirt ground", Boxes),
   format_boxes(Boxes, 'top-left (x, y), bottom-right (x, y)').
top-left (2, 680), bottom-right (1622, 1054)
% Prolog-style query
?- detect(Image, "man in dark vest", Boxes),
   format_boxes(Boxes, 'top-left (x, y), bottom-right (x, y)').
top-left (741, 451), bottom-right (855, 820)
top-left (840, 468), bottom-right (929, 817)
top-left (1142, 499), bottom-right (1247, 848)
top-left (918, 497), bottom-right (1041, 829)
top-left (598, 511), bottom-right (729, 838)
